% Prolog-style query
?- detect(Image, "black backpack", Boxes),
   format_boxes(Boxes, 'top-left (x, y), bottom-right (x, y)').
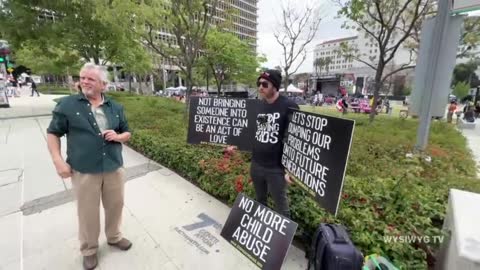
top-left (307, 223), bottom-right (364, 270)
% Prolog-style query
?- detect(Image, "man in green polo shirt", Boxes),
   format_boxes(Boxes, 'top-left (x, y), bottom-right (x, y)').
top-left (47, 63), bottom-right (132, 270)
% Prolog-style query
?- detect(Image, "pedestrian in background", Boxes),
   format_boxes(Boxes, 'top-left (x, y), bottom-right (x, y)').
top-left (28, 77), bottom-right (40, 97)
top-left (447, 101), bottom-right (457, 123)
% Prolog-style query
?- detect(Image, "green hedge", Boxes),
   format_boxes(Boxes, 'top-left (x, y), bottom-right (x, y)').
top-left (38, 85), bottom-right (73, 95)
top-left (113, 94), bottom-right (480, 269)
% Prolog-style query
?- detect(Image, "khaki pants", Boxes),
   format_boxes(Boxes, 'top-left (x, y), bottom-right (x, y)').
top-left (71, 168), bottom-right (125, 256)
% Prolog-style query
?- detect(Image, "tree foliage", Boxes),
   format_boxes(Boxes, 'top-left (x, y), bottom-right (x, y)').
top-left (337, 0), bottom-right (431, 122)
top-left (14, 41), bottom-right (82, 75)
top-left (453, 81), bottom-right (470, 99)
top-left (197, 29), bottom-right (263, 94)
top-left (458, 17), bottom-right (480, 58)
top-left (452, 60), bottom-right (480, 88)
top-left (313, 56), bottom-right (333, 75)
top-left (0, 0), bottom-right (150, 75)
top-left (103, 0), bottom-right (218, 100)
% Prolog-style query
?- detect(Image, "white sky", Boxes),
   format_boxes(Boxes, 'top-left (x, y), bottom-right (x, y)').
top-left (257, 0), bottom-right (355, 74)
top-left (257, 1), bottom-right (480, 74)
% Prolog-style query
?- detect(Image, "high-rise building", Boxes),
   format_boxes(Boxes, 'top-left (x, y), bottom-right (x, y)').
top-left (218, 0), bottom-right (258, 50)
top-left (156, 0), bottom-right (258, 87)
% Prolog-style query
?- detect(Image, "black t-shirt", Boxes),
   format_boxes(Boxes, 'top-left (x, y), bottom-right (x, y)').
top-left (252, 95), bottom-right (299, 168)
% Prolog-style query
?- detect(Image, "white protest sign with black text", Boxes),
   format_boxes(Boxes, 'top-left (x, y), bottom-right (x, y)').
top-left (281, 109), bottom-right (355, 215)
top-left (221, 193), bottom-right (298, 270)
top-left (187, 97), bottom-right (259, 151)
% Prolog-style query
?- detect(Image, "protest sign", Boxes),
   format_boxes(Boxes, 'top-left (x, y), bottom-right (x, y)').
top-left (281, 109), bottom-right (355, 215)
top-left (221, 193), bottom-right (297, 270)
top-left (187, 97), bottom-right (259, 151)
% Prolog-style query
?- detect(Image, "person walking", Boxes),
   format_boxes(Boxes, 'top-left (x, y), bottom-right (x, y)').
top-left (28, 77), bottom-right (40, 97)
top-left (250, 69), bottom-right (299, 217)
top-left (447, 101), bottom-right (457, 123)
top-left (46, 63), bottom-right (132, 270)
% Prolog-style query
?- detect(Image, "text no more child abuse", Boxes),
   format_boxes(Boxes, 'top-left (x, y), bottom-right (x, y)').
top-left (221, 194), bottom-right (298, 270)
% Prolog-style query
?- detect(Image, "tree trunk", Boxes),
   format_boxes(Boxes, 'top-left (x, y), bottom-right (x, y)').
top-left (128, 74), bottom-right (132, 92)
top-left (284, 70), bottom-right (290, 92)
top-left (369, 63), bottom-right (385, 123)
top-left (138, 75), bottom-right (144, 95)
top-left (217, 80), bottom-right (222, 95)
top-left (214, 73), bottom-right (221, 95)
top-left (185, 67), bottom-right (193, 120)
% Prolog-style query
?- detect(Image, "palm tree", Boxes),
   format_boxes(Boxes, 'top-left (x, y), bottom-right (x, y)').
top-left (314, 58), bottom-right (325, 75)
top-left (324, 57), bottom-right (332, 74)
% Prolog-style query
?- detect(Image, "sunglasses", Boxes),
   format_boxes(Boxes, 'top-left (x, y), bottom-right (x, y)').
top-left (257, 81), bottom-right (270, 88)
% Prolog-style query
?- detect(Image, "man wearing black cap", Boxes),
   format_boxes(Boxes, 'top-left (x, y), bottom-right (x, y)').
top-left (251, 69), bottom-right (299, 217)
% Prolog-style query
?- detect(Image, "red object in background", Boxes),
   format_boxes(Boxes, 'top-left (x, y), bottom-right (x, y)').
top-left (339, 86), bottom-right (347, 96)
top-left (0, 48), bottom-right (10, 56)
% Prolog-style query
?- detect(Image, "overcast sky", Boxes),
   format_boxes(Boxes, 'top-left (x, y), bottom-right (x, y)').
top-left (257, 0), bottom-right (355, 74)
top-left (257, 1), bottom-right (480, 74)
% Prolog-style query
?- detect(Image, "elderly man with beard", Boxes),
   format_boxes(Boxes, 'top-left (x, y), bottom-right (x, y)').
top-left (46, 63), bottom-right (132, 270)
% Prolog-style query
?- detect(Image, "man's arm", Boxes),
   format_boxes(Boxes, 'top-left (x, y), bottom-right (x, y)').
top-left (47, 133), bottom-right (72, 178)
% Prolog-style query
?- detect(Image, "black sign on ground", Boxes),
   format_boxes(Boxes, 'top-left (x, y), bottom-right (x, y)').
top-left (221, 193), bottom-right (298, 270)
top-left (281, 109), bottom-right (355, 216)
top-left (187, 97), bottom-right (259, 151)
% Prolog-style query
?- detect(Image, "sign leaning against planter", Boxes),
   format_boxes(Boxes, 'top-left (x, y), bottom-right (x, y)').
top-left (221, 193), bottom-right (298, 270)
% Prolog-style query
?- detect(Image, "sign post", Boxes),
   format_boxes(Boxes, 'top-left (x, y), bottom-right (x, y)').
top-left (414, 0), bottom-right (464, 151)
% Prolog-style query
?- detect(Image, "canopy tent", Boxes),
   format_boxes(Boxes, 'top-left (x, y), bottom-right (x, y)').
top-left (166, 86), bottom-right (187, 91)
top-left (280, 84), bottom-right (303, 93)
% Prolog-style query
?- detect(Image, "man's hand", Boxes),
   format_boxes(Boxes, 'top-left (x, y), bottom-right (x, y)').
top-left (102, 130), bottom-right (119, 142)
top-left (54, 160), bottom-right (72, 179)
top-left (285, 173), bottom-right (293, 185)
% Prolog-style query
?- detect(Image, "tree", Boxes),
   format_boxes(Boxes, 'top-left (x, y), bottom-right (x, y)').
top-left (337, 0), bottom-right (431, 122)
top-left (324, 57), bottom-right (333, 74)
top-left (14, 41), bottom-right (82, 76)
top-left (0, 0), bottom-right (138, 66)
top-left (458, 17), bottom-right (480, 58)
top-left (313, 58), bottom-right (325, 75)
top-left (197, 29), bottom-right (262, 94)
top-left (404, 11), bottom-right (480, 58)
top-left (274, 1), bottom-right (321, 88)
top-left (104, 0), bottom-right (218, 102)
top-left (453, 81), bottom-right (470, 99)
top-left (452, 60), bottom-right (480, 87)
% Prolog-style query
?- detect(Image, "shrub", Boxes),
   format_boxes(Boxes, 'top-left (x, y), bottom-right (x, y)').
top-left (37, 84), bottom-right (73, 95)
top-left (113, 95), bottom-right (480, 269)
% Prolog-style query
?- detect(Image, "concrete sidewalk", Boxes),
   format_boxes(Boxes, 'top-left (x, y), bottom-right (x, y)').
top-left (0, 87), bottom-right (60, 120)
top-left (0, 93), bottom-right (307, 269)
top-left (458, 121), bottom-right (480, 175)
